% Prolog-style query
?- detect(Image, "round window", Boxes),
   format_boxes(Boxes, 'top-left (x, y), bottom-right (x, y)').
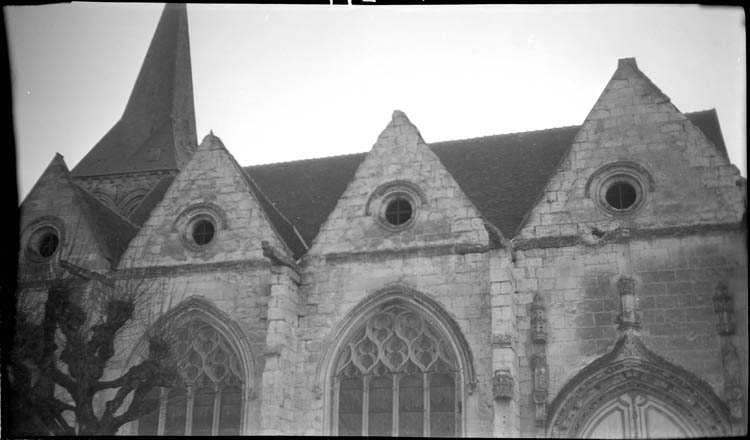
top-left (38, 231), bottom-right (60, 257)
top-left (27, 226), bottom-right (61, 261)
top-left (385, 198), bottom-right (413, 226)
top-left (605, 181), bottom-right (638, 210)
top-left (587, 162), bottom-right (652, 217)
top-left (596, 174), bottom-right (646, 215)
top-left (191, 219), bottom-right (215, 246)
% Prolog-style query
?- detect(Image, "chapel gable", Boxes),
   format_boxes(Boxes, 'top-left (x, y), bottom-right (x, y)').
top-left (119, 133), bottom-right (299, 269)
top-left (19, 154), bottom-right (139, 279)
top-left (518, 58), bottom-right (745, 240)
top-left (309, 110), bottom-right (491, 256)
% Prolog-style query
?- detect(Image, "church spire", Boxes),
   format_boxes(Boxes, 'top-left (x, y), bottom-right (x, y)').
top-left (72, 3), bottom-right (197, 177)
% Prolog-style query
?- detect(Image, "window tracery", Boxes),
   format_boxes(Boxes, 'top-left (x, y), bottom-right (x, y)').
top-left (137, 318), bottom-right (244, 436)
top-left (333, 303), bottom-right (460, 437)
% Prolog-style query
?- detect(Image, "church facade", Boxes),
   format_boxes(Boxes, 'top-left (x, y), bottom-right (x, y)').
top-left (17, 4), bottom-right (747, 437)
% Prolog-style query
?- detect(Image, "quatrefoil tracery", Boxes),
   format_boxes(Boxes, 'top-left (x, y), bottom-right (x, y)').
top-left (336, 305), bottom-right (457, 376)
top-left (172, 319), bottom-right (244, 387)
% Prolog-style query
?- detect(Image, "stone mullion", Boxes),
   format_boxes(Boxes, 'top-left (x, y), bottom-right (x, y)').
top-left (423, 372), bottom-right (430, 436)
top-left (211, 386), bottom-right (221, 436)
top-left (362, 375), bottom-right (370, 435)
top-left (392, 373), bottom-right (400, 436)
top-left (185, 386), bottom-right (194, 436)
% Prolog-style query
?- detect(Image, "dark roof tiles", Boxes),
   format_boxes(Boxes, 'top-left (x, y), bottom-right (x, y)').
top-left (245, 110), bottom-right (726, 251)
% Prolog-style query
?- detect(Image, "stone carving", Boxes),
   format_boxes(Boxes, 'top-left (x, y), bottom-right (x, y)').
top-left (547, 332), bottom-right (733, 438)
top-left (533, 393), bottom-right (548, 427)
top-left (491, 333), bottom-right (514, 348)
top-left (466, 378), bottom-right (478, 395)
top-left (532, 352), bottom-right (549, 427)
top-left (721, 341), bottom-right (743, 420)
top-left (492, 370), bottom-right (514, 401)
top-left (615, 276), bottom-right (641, 330)
top-left (532, 352), bottom-right (549, 394)
top-left (530, 293), bottom-right (547, 343)
top-left (312, 384), bottom-right (322, 400)
top-left (712, 282), bottom-right (735, 335)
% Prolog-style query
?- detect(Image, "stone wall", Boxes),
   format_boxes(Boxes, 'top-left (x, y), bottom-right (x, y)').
top-left (111, 266), bottom-right (272, 435)
top-left (512, 230), bottom-right (747, 435)
top-left (294, 250), bottom-right (494, 436)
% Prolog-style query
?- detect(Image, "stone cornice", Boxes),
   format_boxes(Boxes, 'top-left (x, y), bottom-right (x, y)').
top-left (114, 258), bottom-right (270, 279)
top-left (513, 222), bottom-right (744, 251)
top-left (318, 242), bottom-right (492, 263)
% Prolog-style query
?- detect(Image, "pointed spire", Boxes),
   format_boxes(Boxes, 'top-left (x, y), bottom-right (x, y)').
top-left (72, 3), bottom-right (197, 177)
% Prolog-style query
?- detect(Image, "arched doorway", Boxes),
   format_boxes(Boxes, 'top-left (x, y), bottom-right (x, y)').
top-left (547, 333), bottom-right (732, 438)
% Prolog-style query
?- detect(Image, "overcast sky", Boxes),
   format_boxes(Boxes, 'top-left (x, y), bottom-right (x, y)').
top-left (6, 3), bottom-right (746, 201)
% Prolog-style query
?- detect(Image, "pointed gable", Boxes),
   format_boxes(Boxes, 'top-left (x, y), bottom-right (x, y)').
top-left (517, 58), bottom-right (744, 240)
top-left (309, 110), bottom-right (490, 256)
top-left (119, 132), bottom-right (297, 269)
top-left (19, 154), bottom-right (139, 275)
top-left (72, 3), bottom-right (196, 177)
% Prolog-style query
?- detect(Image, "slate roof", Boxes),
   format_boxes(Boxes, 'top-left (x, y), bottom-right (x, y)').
top-left (72, 185), bottom-right (140, 267)
top-left (71, 4), bottom-right (196, 177)
top-left (128, 175), bottom-right (176, 227)
top-left (245, 110), bottom-right (727, 249)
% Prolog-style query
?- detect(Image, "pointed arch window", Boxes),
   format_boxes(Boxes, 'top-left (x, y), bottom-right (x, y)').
top-left (137, 318), bottom-right (244, 436)
top-left (333, 303), bottom-right (461, 436)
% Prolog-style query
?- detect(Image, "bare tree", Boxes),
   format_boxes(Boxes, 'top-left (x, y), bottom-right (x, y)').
top-left (7, 262), bottom-right (181, 435)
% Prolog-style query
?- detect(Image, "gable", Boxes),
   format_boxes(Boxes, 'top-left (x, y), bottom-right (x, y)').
top-left (246, 110), bottom-right (729, 248)
top-left (19, 155), bottom-right (138, 276)
top-left (119, 133), bottom-right (293, 269)
top-left (307, 111), bottom-right (490, 256)
top-left (516, 59), bottom-right (744, 239)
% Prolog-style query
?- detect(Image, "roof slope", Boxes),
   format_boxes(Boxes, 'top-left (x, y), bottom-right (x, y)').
top-left (72, 4), bottom-right (196, 177)
top-left (72, 185), bottom-right (140, 266)
top-left (128, 175), bottom-right (176, 227)
top-left (245, 110), bottom-right (726, 248)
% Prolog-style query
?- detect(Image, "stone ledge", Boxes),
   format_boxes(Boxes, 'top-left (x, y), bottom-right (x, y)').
top-left (114, 258), bottom-right (270, 278)
top-left (514, 222), bottom-right (743, 251)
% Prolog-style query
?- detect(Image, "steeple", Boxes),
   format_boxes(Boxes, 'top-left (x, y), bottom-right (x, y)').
top-left (72, 3), bottom-right (197, 177)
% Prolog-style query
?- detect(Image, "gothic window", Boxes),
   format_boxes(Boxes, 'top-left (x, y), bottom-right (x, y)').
top-left (333, 303), bottom-right (461, 436)
top-left (137, 319), bottom-right (244, 436)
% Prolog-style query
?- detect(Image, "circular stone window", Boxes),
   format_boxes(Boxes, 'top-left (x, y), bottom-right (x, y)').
top-left (586, 162), bottom-right (653, 216)
top-left (385, 198), bottom-right (413, 226)
top-left (605, 180), bottom-right (638, 210)
top-left (366, 181), bottom-right (426, 232)
top-left (190, 218), bottom-right (216, 246)
top-left (27, 226), bottom-right (61, 261)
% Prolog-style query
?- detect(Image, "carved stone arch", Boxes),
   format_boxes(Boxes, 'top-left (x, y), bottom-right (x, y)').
top-left (117, 188), bottom-right (149, 218)
top-left (124, 296), bottom-right (257, 434)
top-left (546, 333), bottom-right (733, 438)
top-left (91, 189), bottom-right (117, 211)
top-left (315, 283), bottom-right (477, 435)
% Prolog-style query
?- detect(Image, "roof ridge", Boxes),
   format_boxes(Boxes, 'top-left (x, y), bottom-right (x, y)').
top-left (243, 151), bottom-right (367, 168)
top-left (429, 123), bottom-right (583, 145)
